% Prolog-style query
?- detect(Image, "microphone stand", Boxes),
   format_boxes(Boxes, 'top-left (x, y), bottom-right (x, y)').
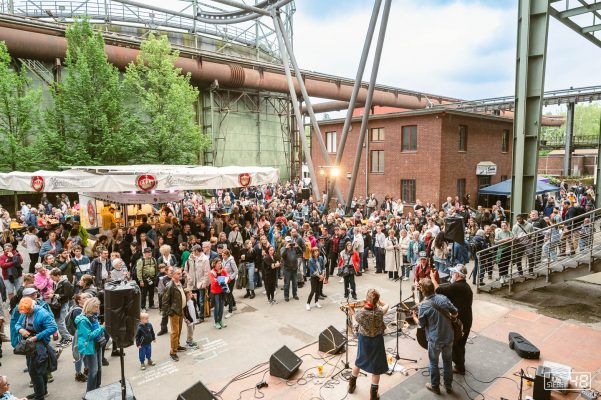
top-left (389, 240), bottom-right (417, 375)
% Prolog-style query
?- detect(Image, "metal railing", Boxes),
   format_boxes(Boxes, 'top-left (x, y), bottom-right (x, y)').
top-left (1, 0), bottom-right (283, 58)
top-left (475, 207), bottom-right (601, 293)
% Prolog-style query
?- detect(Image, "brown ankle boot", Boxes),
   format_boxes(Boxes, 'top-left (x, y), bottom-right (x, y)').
top-left (370, 384), bottom-right (380, 400)
top-left (348, 375), bottom-right (357, 393)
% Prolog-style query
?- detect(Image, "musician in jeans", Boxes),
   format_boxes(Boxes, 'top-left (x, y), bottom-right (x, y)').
top-left (412, 278), bottom-right (458, 395)
top-left (431, 265), bottom-right (473, 376)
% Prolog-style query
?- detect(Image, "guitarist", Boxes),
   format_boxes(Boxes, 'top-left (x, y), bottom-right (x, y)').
top-left (412, 278), bottom-right (458, 395)
top-left (431, 264), bottom-right (473, 376)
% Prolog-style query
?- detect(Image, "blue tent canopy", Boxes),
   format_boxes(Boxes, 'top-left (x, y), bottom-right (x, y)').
top-left (478, 177), bottom-right (560, 196)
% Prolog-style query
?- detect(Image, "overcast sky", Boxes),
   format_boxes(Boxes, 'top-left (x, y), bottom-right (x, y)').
top-left (154, 0), bottom-right (600, 104)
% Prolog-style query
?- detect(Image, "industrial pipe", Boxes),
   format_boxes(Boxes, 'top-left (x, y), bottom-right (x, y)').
top-left (0, 22), bottom-right (443, 109)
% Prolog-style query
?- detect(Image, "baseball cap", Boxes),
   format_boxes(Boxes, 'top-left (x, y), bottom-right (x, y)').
top-left (3, 243), bottom-right (13, 250)
top-left (18, 297), bottom-right (34, 314)
top-left (418, 251), bottom-right (427, 259)
top-left (143, 247), bottom-right (152, 253)
top-left (22, 287), bottom-right (38, 297)
top-left (448, 264), bottom-right (467, 277)
top-left (285, 236), bottom-right (292, 242)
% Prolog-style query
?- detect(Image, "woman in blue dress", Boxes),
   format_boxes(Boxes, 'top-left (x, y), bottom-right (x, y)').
top-left (348, 288), bottom-right (389, 400)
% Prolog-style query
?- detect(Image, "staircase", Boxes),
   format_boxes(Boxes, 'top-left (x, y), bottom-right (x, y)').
top-left (476, 208), bottom-right (601, 295)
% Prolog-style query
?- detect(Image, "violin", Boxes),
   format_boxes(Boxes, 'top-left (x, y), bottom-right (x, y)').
top-left (339, 300), bottom-right (367, 311)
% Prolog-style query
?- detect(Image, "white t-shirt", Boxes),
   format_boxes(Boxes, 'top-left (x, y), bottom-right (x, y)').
top-left (23, 233), bottom-right (41, 253)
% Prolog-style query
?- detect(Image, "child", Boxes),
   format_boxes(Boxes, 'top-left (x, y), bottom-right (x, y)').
top-left (183, 289), bottom-right (199, 349)
top-left (135, 312), bottom-right (156, 370)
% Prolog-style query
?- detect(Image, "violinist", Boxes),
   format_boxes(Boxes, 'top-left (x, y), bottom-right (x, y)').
top-left (347, 288), bottom-right (389, 400)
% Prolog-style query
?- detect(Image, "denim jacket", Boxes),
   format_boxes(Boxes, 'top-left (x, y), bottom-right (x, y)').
top-left (418, 294), bottom-right (457, 345)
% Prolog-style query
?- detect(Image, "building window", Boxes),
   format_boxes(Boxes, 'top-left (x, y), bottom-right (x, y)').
top-left (502, 130), bottom-right (509, 153)
top-left (371, 150), bottom-right (384, 173)
top-left (457, 179), bottom-right (466, 200)
top-left (401, 179), bottom-right (416, 203)
top-left (326, 131), bottom-right (337, 153)
top-left (401, 125), bottom-right (417, 152)
top-left (371, 127), bottom-right (385, 142)
top-left (459, 125), bottom-right (468, 151)
top-left (478, 175), bottom-right (491, 189)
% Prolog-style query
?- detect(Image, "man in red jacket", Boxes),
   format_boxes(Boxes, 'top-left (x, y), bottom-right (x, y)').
top-left (0, 244), bottom-right (24, 301)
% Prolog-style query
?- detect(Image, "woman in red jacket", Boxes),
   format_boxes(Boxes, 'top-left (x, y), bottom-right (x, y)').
top-left (209, 258), bottom-right (229, 329)
top-left (338, 241), bottom-right (360, 300)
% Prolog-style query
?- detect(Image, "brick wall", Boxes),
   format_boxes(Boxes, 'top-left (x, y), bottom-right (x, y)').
top-left (538, 155), bottom-right (597, 176)
top-left (312, 111), bottom-right (513, 206)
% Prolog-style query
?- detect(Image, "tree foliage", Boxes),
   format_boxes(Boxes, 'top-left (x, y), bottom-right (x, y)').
top-left (0, 42), bottom-right (42, 171)
top-left (124, 33), bottom-right (209, 164)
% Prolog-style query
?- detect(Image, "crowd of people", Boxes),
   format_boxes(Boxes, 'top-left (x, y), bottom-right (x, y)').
top-left (0, 179), bottom-right (596, 399)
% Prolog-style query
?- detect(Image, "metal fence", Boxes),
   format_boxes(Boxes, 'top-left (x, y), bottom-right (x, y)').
top-left (475, 207), bottom-right (601, 293)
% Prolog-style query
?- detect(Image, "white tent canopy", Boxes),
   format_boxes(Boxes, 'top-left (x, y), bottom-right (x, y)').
top-left (0, 165), bottom-right (279, 193)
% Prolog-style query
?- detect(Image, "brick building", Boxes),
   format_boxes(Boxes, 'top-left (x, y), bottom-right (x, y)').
top-left (311, 109), bottom-right (514, 208)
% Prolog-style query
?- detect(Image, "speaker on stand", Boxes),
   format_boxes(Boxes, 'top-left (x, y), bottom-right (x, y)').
top-left (104, 280), bottom-right (141, 400)
top-left (443, 217), bottom-right (465, 272)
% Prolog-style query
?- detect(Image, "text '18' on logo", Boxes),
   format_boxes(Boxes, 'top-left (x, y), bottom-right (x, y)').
top-left (136, 175), bottom-right (157, 192)
top-left (238, 173), bottom-right (251, 187)
top-left (31, 176), bottom-right (45, 192)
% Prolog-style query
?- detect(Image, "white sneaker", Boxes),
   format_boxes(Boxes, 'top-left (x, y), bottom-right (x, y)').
top-left (306, 304), bottom-right (311, 311)
top-left (315, 302), bottom-right (322, 309)
top-left (225, 313), bottom-right (232, 319)
top-left (402, 277), bottom-right (408, 281)
top-left (338, 278), bottom-right (344, 283)
top-left (262, 290), bottom-right (267, 295)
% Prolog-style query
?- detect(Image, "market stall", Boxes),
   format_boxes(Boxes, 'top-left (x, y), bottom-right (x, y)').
top-left (0, 165), bottom-right (279, 229)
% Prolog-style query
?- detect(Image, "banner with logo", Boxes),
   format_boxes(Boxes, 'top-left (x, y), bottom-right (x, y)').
top-left (79, 194), bottom-right (101, 229)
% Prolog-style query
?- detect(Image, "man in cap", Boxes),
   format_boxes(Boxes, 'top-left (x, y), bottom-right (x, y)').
top-left (431, 264), bottom-right (473, 376)
top-left (136, 247), bottom-right (158, 312)
top-left (15, 297), bottom-right (57, 400)
top-left (280, 236), bottom-right (302, 301)
top-left (414, 251), bottom-right (439, 301)
top-left (0, 244), bottom-right (23, 301)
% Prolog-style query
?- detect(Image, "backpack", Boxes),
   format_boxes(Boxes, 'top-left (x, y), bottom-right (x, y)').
top-left (65, 306), bottom-right (81, 336)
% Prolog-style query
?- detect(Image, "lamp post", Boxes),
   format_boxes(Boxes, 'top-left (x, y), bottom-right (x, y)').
top-left (319, 166), bottom-right (340, 212)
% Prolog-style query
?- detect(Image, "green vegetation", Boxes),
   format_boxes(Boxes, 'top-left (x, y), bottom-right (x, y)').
top-left (0, 19), bottom-right (210, 172)
top-left (541, 103), bottom-right (601, 146)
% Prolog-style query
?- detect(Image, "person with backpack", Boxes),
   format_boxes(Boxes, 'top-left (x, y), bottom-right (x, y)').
top-left (136, 248), bottom-right (158, 312)
top-left (48, 268), bottom-right (74, 347)
top-left (65, 293), bottom-right (92, 383)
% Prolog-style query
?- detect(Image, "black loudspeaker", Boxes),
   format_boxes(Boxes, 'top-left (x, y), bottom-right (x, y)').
top-left (318, 325), bottom-right (347, 354)
top-left (508, 332), bottom-right (540, 359)
top-left (104, 280), bottom-right (141, 348)
top-left (270, 345), bottom-right (302, 379)
top-left (301, 188), bottom-right (311, 200)
top-left (444, 217), bottom-right (465, 245)
top-left (533, 366), bottom-right (551, 400)
top-left (84, 380), bottom-right (135, 399)
top-left (177, 381), bottom-right (216, 400)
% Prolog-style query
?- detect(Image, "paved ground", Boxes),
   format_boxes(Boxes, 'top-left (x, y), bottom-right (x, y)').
top-left (2, 254), bottom-right (601, 399)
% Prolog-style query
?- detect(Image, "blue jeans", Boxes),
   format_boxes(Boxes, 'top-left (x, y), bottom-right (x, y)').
top-left (213, 293), bottom-right (225, 323)
top-left (428, 341), bottom-right (453, 388)
top-left (194, 288), bottom-right (206, 319)
top-left (138, 344), bottom-right (152, 363)
top-left (246, 262), bottom-right (255, 290)
top-left (283, 269), bottom-right (298, 299)
top-left (83, 350), bottom-right (102, 393)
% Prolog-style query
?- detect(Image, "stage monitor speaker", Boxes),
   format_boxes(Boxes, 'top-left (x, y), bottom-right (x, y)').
top-left (318, 325), bottom-right (347, 355)
top-left (444, 217), bottom-right (465, 244)
top-left (177, 381), bottom-right (217, 400)
top-left (270, 345), bottom-right (302, 380)
top-left (84, 380), bottom-right (135, 400)
top-left (104, 280), bottom-right (141, 348)
top-left (301, 188), bottom-right (311, 200)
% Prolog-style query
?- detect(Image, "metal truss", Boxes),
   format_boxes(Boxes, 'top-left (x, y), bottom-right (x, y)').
top-left (550, 0), bottom-right (601, 49)
top-left (429, 84), bottom-right (601, 113)
top-left (0, 0), bottom-right (295, 60)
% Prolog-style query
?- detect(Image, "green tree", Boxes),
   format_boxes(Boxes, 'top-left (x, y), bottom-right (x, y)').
top-left (124, 33), bottom-right (209, 164)
top-left (0, 42), bottom-right (42, 171)
top-left (51, 18), bottom-right (136, 165)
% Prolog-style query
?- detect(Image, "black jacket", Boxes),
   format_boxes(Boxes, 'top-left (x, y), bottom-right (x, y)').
top-left (135, 322), bottom-right (155, 346)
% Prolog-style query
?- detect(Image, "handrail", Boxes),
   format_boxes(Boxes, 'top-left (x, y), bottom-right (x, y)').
top-left (474, 206), bottom-right (601, 293)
